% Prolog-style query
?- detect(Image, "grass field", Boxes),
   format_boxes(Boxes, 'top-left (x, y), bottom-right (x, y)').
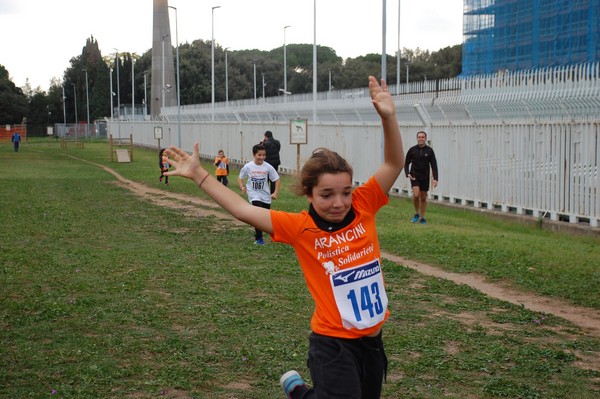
top-left (1, 139), bottom-right (599, 398)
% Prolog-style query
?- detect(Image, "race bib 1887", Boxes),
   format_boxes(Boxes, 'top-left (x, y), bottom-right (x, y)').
top-left (330, 259), bottom-right (388, 330)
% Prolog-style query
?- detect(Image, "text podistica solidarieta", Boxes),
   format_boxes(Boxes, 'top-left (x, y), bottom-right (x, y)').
top-left (315, 223), bottom-right (375, 266)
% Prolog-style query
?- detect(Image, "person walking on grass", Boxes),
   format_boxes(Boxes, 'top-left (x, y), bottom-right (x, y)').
top-left (404, 131), bottom-right (438, 224)
top-left (214, 149), bottom-right (230, 186)
top-left (237, 143), bottom-right (280, 245)
top-left (163, 76), bottom-right (404, 399)
top-left (11, 132), bottom-right (21, 152)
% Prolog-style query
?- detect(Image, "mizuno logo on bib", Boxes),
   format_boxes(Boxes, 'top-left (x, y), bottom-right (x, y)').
top-left (330, 259), bottom-right (388, 330)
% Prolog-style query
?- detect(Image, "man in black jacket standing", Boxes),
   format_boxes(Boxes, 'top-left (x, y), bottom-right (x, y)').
top-left (405, 131), bottom-right (438, 224)
top-left (261, 130), bottom-right (281, 194)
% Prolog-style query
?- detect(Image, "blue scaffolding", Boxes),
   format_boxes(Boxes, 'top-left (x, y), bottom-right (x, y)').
top-left (462, 0), bottom-right (600, 75)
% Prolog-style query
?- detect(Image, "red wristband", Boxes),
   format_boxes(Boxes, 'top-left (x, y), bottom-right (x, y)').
top-left (198, 174), bottom-right (210, 188)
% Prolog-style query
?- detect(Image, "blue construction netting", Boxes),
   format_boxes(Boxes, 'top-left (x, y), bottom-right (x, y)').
top-left (462, 0), bottom-right (600, 75)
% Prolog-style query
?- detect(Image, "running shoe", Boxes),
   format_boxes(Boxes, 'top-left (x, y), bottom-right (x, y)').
top-left (280, 370), bottom-right (306, 399)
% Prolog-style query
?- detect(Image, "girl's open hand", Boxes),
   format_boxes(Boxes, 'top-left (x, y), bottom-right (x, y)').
top-left (164, 143), bottom-right (206, 182)
top-left (369, 76), bottom-right (395, 118)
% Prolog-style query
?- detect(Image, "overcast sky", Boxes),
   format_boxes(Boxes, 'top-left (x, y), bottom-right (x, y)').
top-left (0, 0), bottom-right (463, 92)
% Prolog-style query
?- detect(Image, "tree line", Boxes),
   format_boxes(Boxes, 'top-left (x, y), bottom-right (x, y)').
top-left (0, 35), bottom-right (461, 135)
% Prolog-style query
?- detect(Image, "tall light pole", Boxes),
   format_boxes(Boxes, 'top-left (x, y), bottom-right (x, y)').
top-left (224, 47), bottom-right (229, 106)
top-left (84, 68), bottom-right (90, 136)
top-left (253, 59), bottom-right (257, 104)
top-left (211, 5), bottom-right (221, 122)
top-left (161, 35), bottom-right (168, 111)
top-left (312, 0), bottom-right (317, 123)
top-left (114, 48), bottom-right (121, 139)
top-left (284, 25), bottom-right (291, 102)
top-left (62, 85), bottom-right (66, 125)
top-left (131, 57), bottom-right (135, 119)
top-left (143, 72), bottom-right (147, 118)
top-left (328, 68), bottom-right (332, 91)
top-left (261, 73), bottom-right (265, 99)
top-left (169, 5), bottom-right (181, 147)
top-left (397, 0), bottom-right (401, 86)
top-left (109, 68), bottom-right (114, 120)
top-left (114, 49), bottom-right (120, 120)
top-left (72, 83), bottom-right (77, 124)
top-left (381, 0), bottom-right (387, 82)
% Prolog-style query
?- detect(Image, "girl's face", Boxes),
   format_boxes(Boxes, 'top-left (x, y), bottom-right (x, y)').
top-left (308, 172), bottom-right (353, 223)
top-left (253, 150), bottom-right (266, 164)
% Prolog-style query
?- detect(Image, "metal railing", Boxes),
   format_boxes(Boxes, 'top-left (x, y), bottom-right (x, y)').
top-left (107, 62), bottom-right (600, 227)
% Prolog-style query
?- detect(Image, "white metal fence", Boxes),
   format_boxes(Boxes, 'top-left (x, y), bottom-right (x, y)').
top-left (106, 63), bottom-right (600, 227)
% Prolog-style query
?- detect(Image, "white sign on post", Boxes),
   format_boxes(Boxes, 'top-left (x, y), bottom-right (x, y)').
top-left (290, 119), bottom-right (308, 172)
top-left (154, 126), bottom-right (163, 139)
top-left (290, 119), bottom-right (308, 144)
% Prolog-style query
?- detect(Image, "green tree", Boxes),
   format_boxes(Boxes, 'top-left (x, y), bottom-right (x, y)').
top-left (178, 40), bottom-right (212, 104)
top-left (26, 91), bottom-right (51, 135)
top-left (430, 44), bottom-right (462, 78)
top-left (62, 36), bottom-right (113, 123)
top-left (0, 65), bottom-right (28, 125)
top-left (5, 37), bottom-right (463, 124)
top-left (343, 54), bottom-right (382, 89)
top-left (47, 78), bottom-right (66, 124)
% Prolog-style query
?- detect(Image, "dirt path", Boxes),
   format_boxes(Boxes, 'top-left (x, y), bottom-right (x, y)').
top-left (81, 157), bottom-right (600, 338)
top-left (382, 253), bottom-right (600, 337)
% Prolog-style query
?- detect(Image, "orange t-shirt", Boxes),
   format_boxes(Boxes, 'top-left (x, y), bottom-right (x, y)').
top-left (270, 176), bottom-right (390, 338)
top-left (215, 156), bottom-right (229, 176)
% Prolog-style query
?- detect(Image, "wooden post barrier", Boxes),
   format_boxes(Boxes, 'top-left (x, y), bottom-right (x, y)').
top-left (110, 134), bottom-right (134, 162)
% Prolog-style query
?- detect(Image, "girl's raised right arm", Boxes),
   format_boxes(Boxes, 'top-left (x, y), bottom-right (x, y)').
top-left (165, 143), bottom-right (274, 234)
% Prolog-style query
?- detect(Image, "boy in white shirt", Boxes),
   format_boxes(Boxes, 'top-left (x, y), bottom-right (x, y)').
top-left (238, 143), bottom-right (280, 245)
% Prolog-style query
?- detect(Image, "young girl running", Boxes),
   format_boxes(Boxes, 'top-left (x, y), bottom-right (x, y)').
top-left (158, 148), bottom-right (170, 186)
top-left (164, 76), bottom-right (404, 399)
top-left (214, 149), bottom-right (230, 186)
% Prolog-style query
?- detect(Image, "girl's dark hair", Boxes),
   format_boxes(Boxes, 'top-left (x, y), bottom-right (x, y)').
top-left (158, 148), bottom-right (166, 167)
top-left (291, 148), bottom-right (353, 196)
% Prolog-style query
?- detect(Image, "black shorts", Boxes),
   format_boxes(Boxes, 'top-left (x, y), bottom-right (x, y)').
top-left (410, 176), bottom-right (430, 192)
top-left (306, 332), bottom-right (387, 399)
